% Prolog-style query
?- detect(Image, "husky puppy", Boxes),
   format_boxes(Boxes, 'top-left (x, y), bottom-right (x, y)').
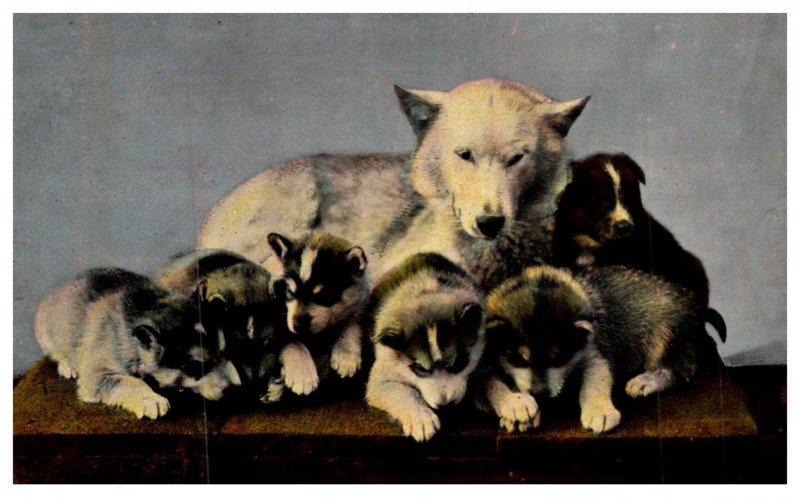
top-left (35, 268), bottom-right (241, 419)
top-left (197, 79), bottom-right (590, 290)
top-left (480, 265), bottom-right (718, 434)
top-left (265, 231), bottom-right (369, 399)
top-left (157, 249), bottom-right (287, 394)
top-left (553, 152), bottom-right (726, 340)
top-left (366, 253), bottom-right (485, 442)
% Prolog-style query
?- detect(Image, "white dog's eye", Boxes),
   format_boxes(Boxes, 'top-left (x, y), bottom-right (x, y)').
top-left (506, 153), bottom-right (525, 167)
top-left (455, 149), bottom-right (474, 163)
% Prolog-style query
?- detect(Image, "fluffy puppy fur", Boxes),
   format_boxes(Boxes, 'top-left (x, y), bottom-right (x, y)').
top-left (265, 231), bottom-right (369, 400)
top-left (553, 152), bottom-right (726, 339)
top-left (157, 249), bottom-right (287, 395)
top-left (35, 268), bottom-right (241, 419)
top-left (366, 253), bottom-right (485, 442)
top-left (479, 265), bottom-right (718, 434)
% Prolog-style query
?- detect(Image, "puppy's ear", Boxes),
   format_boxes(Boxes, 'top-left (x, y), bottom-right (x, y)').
top-left (133, 323), bottom-right (159, 348)
top-left (541, 96), bottom-right (591, 137)
top-left (614, 153), bottom-right (646, 185)
top-left (394, 85), bottom-right (445, 142)
top-left (345, 246), bottom-right (368, 276)
top-left (376, 328), bottom-right (405, 351)
top-left (459, 303), bottom-right (484, 330)
top-left (267, 233), bottom-right (293, 260)
top-left (196, 279), bottom-right (226, 306)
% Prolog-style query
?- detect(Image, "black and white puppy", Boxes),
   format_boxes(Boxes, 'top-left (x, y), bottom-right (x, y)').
top-left (480, 265), bottom-right (719, 434)
top-left (158, 249), bottom-right (288, 397)
top-left (266, 231), bottom-right (369, 399)
top-left (553, 152), bottom-right (726, 339)
top-left (366, 253), bottom-right (485, 442)
top-left (35, 268), bottom-right (241, 419)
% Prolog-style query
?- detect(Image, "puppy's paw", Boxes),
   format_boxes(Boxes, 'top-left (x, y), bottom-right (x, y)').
top-left (396, 405), bottom-right (441, 443)
top-left (260, 378), bottom-right (285, 404)
top-left (625, 369), bottom-right (672, 398)
top-left (496, 391), bottom-right (540, 432)
top-left (57, 362), bottom-right (77, 380)
top-left (580, 403), bottom-right (621, 434)
top-left (193, 362), bottom-right (241, 401)
top-left (330, 345), bottom-right (361, 378)
top-left (281, 344), bottom-right (319, 396)
top-left (121, 391), bottom-right (171, 420)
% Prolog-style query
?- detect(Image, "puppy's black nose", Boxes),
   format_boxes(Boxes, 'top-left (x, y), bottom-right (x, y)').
top-left (614, 220), bottom-right (634, 237)
top-left (476, 215), bottom-right (505, 239)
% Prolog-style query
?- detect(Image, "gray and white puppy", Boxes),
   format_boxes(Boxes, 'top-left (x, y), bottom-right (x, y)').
top-left (158, 249), bottom-right (287, 396)
top-left (366, 253), bottom-right (485, 442)
top-left (35, 268), bottom-right (241, 419)
top-left (480, 265), bottom-right (717, 434)
top-left (266, 231), bottom-right (369, 399)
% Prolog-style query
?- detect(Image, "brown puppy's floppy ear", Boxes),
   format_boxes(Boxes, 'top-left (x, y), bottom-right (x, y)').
top-left (267, 232), bottom-right (293, 260)
top-left (541, 96), bottom-right (591, 137)
top-left (394, 85), bottom-right (445, 142)
top-left (613, 153), bottom-right (647, 185)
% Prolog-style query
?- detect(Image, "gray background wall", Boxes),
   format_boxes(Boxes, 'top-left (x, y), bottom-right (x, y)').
top-left (13, 14), bottom-right (786, 375)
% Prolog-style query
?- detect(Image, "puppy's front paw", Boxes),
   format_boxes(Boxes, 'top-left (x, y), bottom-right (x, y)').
top-left (580, 403), bottom-right (621, 434)
top-left (496, 391), bottom-right (540, 432)
top-left (625, 369), bottom-right (672, 398)
top-left (330, 344), bottom-right (361, 378)
top-left (260, 377), bottom-right (285, 404)
top-left (396, 405), bottom-right (441, 443)
top-left (122, 392), bottom-right (171, 420)
top-left (281, 344), bottom-right (319, 396)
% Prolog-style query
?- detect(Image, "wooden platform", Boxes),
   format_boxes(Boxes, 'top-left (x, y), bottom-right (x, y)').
top-left (14, 358), bottom-right (767, 483)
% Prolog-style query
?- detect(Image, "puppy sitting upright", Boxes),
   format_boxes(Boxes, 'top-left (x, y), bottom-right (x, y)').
top-left (158, 249), bottom-right (288, 396)
top-left (366, 253), bottom-right (485, 442)
top-left (266, 231), bottom-right (369, 399)
top-left (553, 152), bottom-right (726, 338)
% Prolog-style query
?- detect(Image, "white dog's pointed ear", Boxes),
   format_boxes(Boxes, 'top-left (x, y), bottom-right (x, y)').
top-left (394, 85), bottom-right (445, 141)
top-left (541, 96), bottom-right (591, 137)
top-left (267, 232), bottom-right (293, 260)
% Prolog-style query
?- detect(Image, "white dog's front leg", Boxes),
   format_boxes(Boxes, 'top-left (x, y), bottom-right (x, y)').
top-left (578, 349), bottom-right (621, 433)
top-left (484, 374), bottom-right (540, 432)
top-left (366, 378), bottom-right (440, 443)
top-left (280, 342), bottom-right (319, 395)
top-left (330, 323), bottom-right (363, 378)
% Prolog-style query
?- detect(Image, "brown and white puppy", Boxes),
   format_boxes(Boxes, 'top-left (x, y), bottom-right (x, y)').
top-left (553, 152), bottom-right (726, 340)
top-left (366, 253), bottom-right (485, 442)
top-left (266, 231), bottom-right (369, 400)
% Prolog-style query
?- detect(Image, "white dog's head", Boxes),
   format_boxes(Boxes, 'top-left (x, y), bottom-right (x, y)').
top-left (396, 79), bottom-right (589, 240)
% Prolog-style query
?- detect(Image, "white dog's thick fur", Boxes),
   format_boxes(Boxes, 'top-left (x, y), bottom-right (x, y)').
top-left (197, 79), bottom-right (589, 289)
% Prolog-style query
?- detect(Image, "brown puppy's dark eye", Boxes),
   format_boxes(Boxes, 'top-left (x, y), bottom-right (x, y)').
top-left (507, 153), bottom-right (524, 167)
top-left (456, 149), bottom-right (473, 162)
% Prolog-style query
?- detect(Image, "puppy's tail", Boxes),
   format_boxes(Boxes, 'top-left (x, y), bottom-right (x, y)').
top-left (705, 308), bottom-right (727, 343)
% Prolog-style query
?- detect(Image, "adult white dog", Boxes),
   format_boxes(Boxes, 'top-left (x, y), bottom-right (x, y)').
top-left (197, 78), bottom-right (589, 289)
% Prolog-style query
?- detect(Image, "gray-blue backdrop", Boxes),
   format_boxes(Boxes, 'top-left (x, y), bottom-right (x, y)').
top-left (13, 13), bottom-right (786, 375)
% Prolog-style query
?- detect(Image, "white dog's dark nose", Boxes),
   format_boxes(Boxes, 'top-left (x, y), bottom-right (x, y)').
top-left (476, 214), bottom-right (505, 238)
